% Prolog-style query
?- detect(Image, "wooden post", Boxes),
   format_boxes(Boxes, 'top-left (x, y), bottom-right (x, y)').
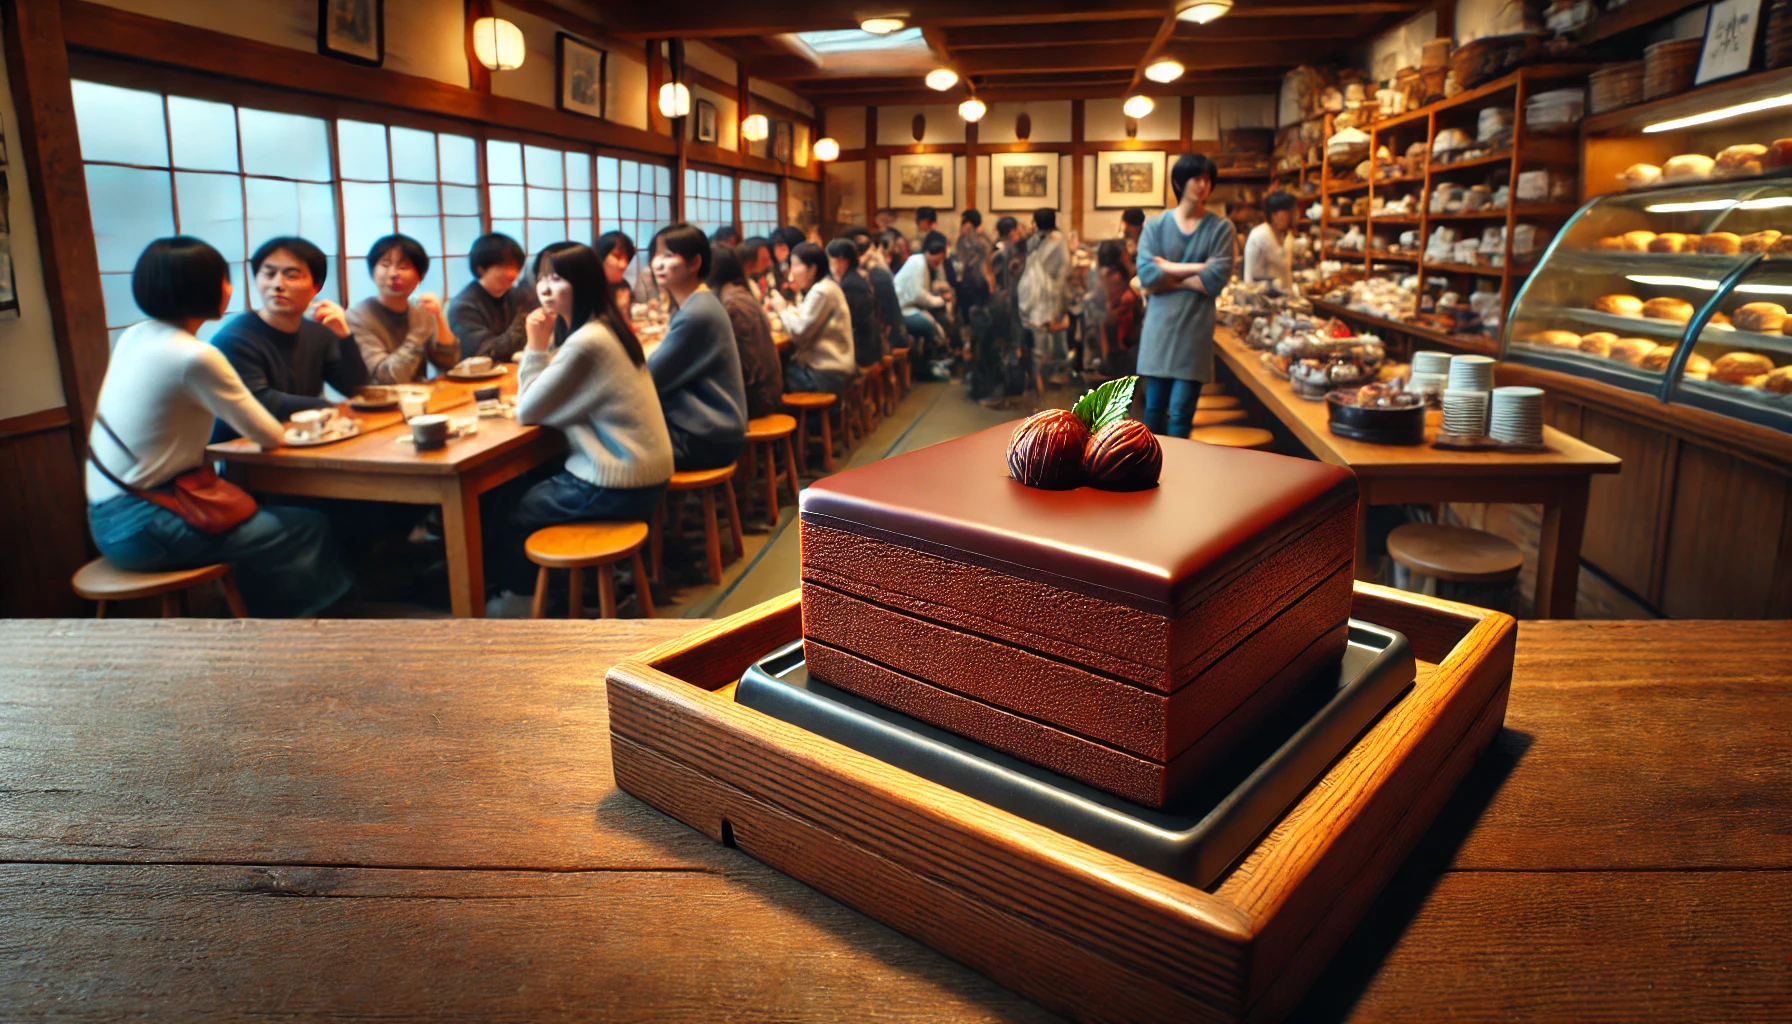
top-left (646, 39), bottom-right (665, 136)
top-left (1181, 95), bottom-right (1195, 152)
top-left (964, 120), bottom-right (978, 217)
top-left (865, 107), bottom-right (878, 228)
top-left (670, 39), bottom-right (687, 223)
top-left (1069, 100), bottom-right (1084, 236)
top-left (464, 0), bottom-right (493, 94)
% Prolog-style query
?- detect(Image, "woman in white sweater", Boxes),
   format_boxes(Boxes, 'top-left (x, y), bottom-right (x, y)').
top-left (489, 242), bottom-right (674, 613)
top-left (767, 241), bottom-right (856, 397)
top-left (85, 237), bottom-right (352, 616)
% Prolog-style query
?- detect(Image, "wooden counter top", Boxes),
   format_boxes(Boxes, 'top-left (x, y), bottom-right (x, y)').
top-left (0, 616), bottom-right (1785, 1021)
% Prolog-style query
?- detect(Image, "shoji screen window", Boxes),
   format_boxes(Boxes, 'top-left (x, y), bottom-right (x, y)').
top-left (487, 140), bottom-right (591, 258)
top-left (596, 156), bottom-right (673, 280)
top-left (683, 168), bottom-right (735, 235)
top-left (740, 178), bottom-right (778, 238)
top-left (73, 81), bottom-right (337, 341)
top-left (336, 121), bottom-right (482, 303)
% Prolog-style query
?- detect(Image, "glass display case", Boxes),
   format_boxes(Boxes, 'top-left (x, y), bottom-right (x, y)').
top-left (1503, 176), bottom-right (1792, 432)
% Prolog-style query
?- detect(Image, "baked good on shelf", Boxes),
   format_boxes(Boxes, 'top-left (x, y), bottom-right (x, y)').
top-left (1700, 232), bottom-right (1742, 255)
top-left (1733, 302), bottom-right (1788, 333)
top-left (1619, 163), bottom-right (1662, 189)
top-left (1530, 329), bottom-right (1583, 349)
top-left (1766, 139), bottom-right (1792, 170)
top-left (1621, 230), bottom-right (1657, 252)
top-left (1715, 143), bottom-right (1769, 178)
top-left (1595, 235), bottom-right (1625, 251)
top-left (1642, 297), bottom-right (1695, 323)
top-left (1763, 366), bottom-right (1792, 393)
top-left (1685, 353), bottom-right (1713, 379)
top-left (1662, 153), bottom-right (1716, 183)
top-left (1740, 230), bottom-right (1783, 253)
top-left (1608, 337), bottom-right (1657, 366)
top-left (1648, 233), bottom-right (1693, 253)
top-left (1772, 235), bottom-right (1792, 256)
top-left (1577, 331), bottom-right (1616, 356)
top-left (1594, 294), bottom-right (1644, 316)
top-left (1709, 311), bottom-right (1734, 330)
top-left (1711, 351), bottom-right (1774, 383)
top-left (1640, 345), bottom-right (1677, 371)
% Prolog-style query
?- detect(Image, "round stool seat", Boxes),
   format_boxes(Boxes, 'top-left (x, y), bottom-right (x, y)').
top-left (72, 558), bottom-right (229, 601)
top-left (1386, 524), bottom-right (1522, 583)
top-left (525, 521), bottom-right (649, 568)
top-left (668, 463), bottom-right (740, 490)
top-left (1192, 407), bottom-right (1248, 427)
top-left (745, 414), bottom-right (797, 441)
top-left (1188, 425), bottom-right (1275, 450)
top-left (1201, 381), bottom-right (1228, 396)
top-left (782, 391), bottom-right (837, 410)
top-left (1196, 394), bottom-right (1242, 410)
top-left (880, 354), bottom-right (895, 367)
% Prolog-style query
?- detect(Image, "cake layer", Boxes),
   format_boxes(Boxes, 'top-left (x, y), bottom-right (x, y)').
top-left (801, 504), bottom-right (1357, 691)
top-left (801, 560), bottom-right (1353, 761)
top-left (803, 620), bottom-right (1352, 809)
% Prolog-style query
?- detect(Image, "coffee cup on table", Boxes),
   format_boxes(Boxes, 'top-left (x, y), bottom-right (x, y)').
top-left (399, 391), bottom-right (429, 420)
top-left (290, 408), bottom-right (332, 440)
top-left (410, 414), bottom-right (450, 451)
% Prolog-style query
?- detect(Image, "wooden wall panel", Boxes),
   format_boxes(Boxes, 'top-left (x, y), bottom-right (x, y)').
top-left (0, 421), bottom-right (91, 617)
top-left (1660, 443), bottom-right (1789, 620)
top-left (1578, 410), bottom-right (1670, 603)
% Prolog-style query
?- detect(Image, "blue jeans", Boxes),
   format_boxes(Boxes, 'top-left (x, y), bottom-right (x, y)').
top-left (88, 495), bottom-right (352, 617)
top-left (497, 470), bottom-right (666, 594)
top-left (1142, 376), bottom-right (1201, 439)
top-left (784, 362), bottom-right (847, 398)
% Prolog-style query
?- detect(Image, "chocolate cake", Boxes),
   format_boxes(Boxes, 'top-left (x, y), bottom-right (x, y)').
top-left (798, 423), bottom-right (1359, 809)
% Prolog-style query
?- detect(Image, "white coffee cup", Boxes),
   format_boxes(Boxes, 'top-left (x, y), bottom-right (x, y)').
top-left (400, 392), bottom-right (429, 421)
top-left (291, 408), bottom-right (333, 440)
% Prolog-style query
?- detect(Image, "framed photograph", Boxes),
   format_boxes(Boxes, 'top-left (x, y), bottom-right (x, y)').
top-left (555, 34), bottom-right (607, 121)
top-left (694, 99), bottom-right (719, 145)
top-left (772, 120), bottom-right (794, 164)
top-left (317, 0), bottom-right (383, 67)
top-left (1096, 150), bottom-right (1167, 209)
top-left (887, 152), bottom-right (955, 209)
top-left (989, 151), bottom-right (1057, 211)
top-left (1696, 0), bottom-right (1763, 85)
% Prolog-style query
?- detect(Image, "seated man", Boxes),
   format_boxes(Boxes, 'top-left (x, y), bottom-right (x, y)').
top-left (211, 235), bottom-right (369, 440)
top-left (895, 232), bottom-right (949, 350)
top-left (446, 232), bottom-right (536, 363)
top-left (346, 233), bottom-right (459, 384)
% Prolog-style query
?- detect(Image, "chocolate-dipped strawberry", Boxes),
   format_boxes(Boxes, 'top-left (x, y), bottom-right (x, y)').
top-left (1084, 418), bottom-right (1163, 490)
top-left (1007, 409), bottom-right (1088, 489)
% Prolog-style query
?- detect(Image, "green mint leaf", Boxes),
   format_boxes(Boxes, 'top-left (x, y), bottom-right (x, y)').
top-left (1073, 376), bottom-right (1139, 430)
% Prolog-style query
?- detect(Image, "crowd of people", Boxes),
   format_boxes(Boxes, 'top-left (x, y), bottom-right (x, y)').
top-left (83, 151), bottom-right (1248, 618)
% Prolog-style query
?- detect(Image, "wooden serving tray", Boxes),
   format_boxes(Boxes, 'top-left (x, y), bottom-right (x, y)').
top-left (607, 582), bottom-right (1516, 1024)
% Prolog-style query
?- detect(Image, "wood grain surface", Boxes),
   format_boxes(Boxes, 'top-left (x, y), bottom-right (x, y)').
top-left (2, 613), bottom-right (1789, 1022)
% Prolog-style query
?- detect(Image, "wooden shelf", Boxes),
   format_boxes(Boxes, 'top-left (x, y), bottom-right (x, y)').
top-left (1324, 180), bottom-right (1371, 195)
top-left (1431, 151), bottom-right (1513, 174)
top-left (1428, 208), bottom-right (1514, 220)
top-left (1367, 250), bottom-right (1420, 262)
top-left (1309, 298), bottom-right (1500, 354)
top-left (1372, 216), bottom-right (1422, 225)
top-left (1376, 173), bottom-right (1426, 185)
top-left (1424, 261), bottom-right (1504, 276)
top-left (1584, 64), bottom-right (1792, 135)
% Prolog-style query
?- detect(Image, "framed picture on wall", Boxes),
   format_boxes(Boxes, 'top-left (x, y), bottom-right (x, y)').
top-left (1695, 0), bottom-right (1763, 85)
top-left (772, 120), bottom-right (794, 164)
top-left (888, 152), bottom-right (955, 209)
top-left (1095, 150), bottom-right (1167, 208)
top-left (695, 100), bottom-right (719, 145)
top-left (989, 151), bottom-right (1057, 211)
top-left (317, 0), bottom-right (383, 67)
top-left (555, 35), bottom-right (608, 120)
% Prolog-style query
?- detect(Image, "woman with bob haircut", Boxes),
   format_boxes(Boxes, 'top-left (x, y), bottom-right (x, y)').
top-left (84, 236), bottom-right (352, 617)
top-left (767, 240), bottom-right (856, 397)
top-left (645, 222), bottom-right (749, 472)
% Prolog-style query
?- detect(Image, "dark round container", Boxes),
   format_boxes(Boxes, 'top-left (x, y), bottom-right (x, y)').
top-left (1326, 392), bottom-right (1426, 445)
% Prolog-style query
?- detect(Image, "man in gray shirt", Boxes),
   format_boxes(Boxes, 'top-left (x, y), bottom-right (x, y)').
top-left (345, 234), bottom-right (460, 383)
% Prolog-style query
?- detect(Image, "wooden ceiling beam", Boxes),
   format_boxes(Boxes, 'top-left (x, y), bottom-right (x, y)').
top-left (942, 19), bottom-right (1163, 49)
top-left (599, 3), bottom-right (1179, 38)
top-left (817, 78), bottom-right (1282, 107)
top-left (1124, 11), bottom-right (1182, 97)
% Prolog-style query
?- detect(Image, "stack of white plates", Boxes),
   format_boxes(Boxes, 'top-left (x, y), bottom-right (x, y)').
top-left (1410, 350), bottom-right (1453, 399)
top-left (1442, 388), bottom-right (1489, 437)
top-left (1448, 354), bottom-right (1496, 392)
top-left (1490, 386), bottom-right (1545, 446)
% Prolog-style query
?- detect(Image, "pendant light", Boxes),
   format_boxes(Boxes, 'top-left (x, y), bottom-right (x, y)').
top-left (925, 68), bottom-right (959, 91)
top-left (741, 114), bottom-right (770, 142)
top-left (1122, 94), bottom-right (1155, 119)
top-left (813, 137), bottom-right (841, 161)
top-left (470, 17), bottom-right (525, 72)
top-left (658, 82), bottom-right (691, 119)
top-left (1145, 59), bottom-right (1185, 83)
top-left (860, 17), bottom-right (906, 34)
top-left (1176, 0), bottom-right (1233, 24)
top-left (958, 97), bottom-right (987, 122)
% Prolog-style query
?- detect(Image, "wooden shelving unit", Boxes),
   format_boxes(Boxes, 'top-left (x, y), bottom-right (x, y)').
top-left (1316, 65), bottom-right (1592, 351)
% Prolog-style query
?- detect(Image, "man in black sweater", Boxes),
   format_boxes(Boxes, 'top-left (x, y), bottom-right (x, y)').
top-left (211, 236), bottom-right (368, 441)
top-left (446, 232), bottom-right (537, 362)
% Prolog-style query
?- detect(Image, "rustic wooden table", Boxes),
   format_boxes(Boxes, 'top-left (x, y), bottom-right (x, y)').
top-left (207, 373), bottom-right (564, 618)
top-left (0, 617), bottom-right (1785, 1022)
top-left (1214, 328), bottom-right (1622, 618)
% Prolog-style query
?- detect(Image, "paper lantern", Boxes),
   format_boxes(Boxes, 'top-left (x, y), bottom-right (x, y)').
top-left (470, 17), bottom-right (525, 72)
top-left (925, 68), bottom-right (959, 91)
top-left (1145, 60), bottom-right (1185, 83)
top-left (813, 137), bottom-right (841, 162)
top-left (958, 98), bottom-right (987, 122)
top-left (741, 114), bottom-right (770, 141)
top-left (1122, 94), bottom-right (1155, 119)
top-left (658, 82), bottom-right (691, 119)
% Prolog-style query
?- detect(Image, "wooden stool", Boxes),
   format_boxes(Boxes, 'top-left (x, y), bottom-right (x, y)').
top-left (890, 346), bottom-right (912, 391)
top-left (859, 367), bottom-right (884, 433)
top-left (782, 392), bottom-right (839, 473)
top-left (1196, 394), bottom-right (1242, 410)
top-left (1386, 522), bottom-right (1524, 612)
top-left (72, 558), bottom-right (247, 618)
top-left (1192, 407), bottom-right (1248, 427)
top-left (1201, 381), bottom-right (1228, 396)
top-left (841, 375), bottom-right (866, 449)
top-left (1187, 425), bottom-right (1275, 451)
top-left (524, 521), bottom-right (653, 619)
top-left (742, 414), bottom-right (801, 524)
top-left (653, 463), bottom-right (744, 585)
top-left (879, 354), bottom-right (899, 414)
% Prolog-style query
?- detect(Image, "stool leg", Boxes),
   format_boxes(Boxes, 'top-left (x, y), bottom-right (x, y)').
top-left (631, 550), bottom-right (654, 618)
top-left (819, 409), bottom-right (834, 472)
top-left (741, 444), bottom-right (759, 520)
top-left (649, 504), bottom-right (664, 585)
top-left (700, 488), bottom-right (723, 584)
top-left (782, 435), bottom-right (801, 506)
top-left (220, 572), bottom-right (249, 617)
top-left (531, 567), bottom-right (550, 619)
top-left (161, 594), bottom-right (181, 618)
top-left (794, 412), bottom-right (809, 474)
top-left (761, 441), bottom-right (779, 523)
top-left (722, 479), bottom-right (744, 560)
top-left (567, 566), bottom-right (584, 619)
top-left (95, 600), bottom-right (108, 620)
top-left (598, 563), bottom-right (618, 619)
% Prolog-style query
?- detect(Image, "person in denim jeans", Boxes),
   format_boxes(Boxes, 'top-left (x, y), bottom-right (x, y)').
top-left (1136, 153), bottom-right (1235, 438)
top-left (86, 237), bottom-right (351, 617)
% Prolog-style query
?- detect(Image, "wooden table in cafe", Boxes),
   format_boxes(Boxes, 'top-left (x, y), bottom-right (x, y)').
top-left (1, 614), bottom-right (1785, 1022)
top-left (207, 370), bottom-right (563, 618)
top-left (1214, 327), bottom-right (1621, 619)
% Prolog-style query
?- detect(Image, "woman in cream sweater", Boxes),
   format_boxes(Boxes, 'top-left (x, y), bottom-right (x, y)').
top-left (768, 241), bottom-right (856, 397)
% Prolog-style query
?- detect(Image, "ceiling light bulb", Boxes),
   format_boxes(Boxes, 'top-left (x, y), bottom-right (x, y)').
top-left (1177, 0), bottom-right (1234, 23)
top-left (860, 17), bottom-right (905, 34)
top-left (1123, 94), bottom-right (1155, 119)
top-left (741, 114), bottom-right (769, 142)
top-left (958, 98), bottom-right (987, 122)
top-left (925, 67), bottom-right (959, 91)
top-left (1145, 59), bottom-right (1185, 83)
top-left (813, 137), bottom-right (841, 161)
top-left (657, 82), bottom-right (691, 119)
top-left (470, 17), bottom-right (525, 72)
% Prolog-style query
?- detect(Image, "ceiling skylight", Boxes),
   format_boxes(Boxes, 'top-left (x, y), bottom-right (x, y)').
top-left (796, 28), bottom-right (927, 53)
